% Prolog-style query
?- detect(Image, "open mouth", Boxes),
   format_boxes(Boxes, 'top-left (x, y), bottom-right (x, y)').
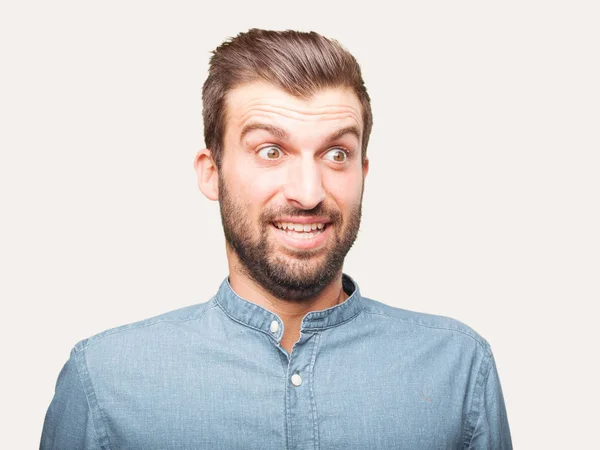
top-left (271, 221), bottom-right (329, 240)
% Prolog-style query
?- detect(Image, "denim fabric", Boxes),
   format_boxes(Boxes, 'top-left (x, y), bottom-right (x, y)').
top-left (41, 274), bottom-right (511, 449)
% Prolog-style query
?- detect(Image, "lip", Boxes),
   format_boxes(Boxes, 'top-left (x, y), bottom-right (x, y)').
top-left (271, 216), bottom-right (332, 225)
top-left (270, 222), bottom-right (331, 250)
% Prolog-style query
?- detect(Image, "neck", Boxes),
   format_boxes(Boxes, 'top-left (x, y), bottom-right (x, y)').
top-left (227, 257), bottom-right (348, 354)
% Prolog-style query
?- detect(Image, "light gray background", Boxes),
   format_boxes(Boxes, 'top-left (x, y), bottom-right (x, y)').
top-left (1, 1), bottom-right (598, 448)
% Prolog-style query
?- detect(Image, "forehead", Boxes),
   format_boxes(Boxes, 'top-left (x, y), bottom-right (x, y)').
top-left (224, 81), bottom-right (363, 136)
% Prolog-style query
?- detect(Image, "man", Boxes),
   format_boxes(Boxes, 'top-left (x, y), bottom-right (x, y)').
top-left (41, 29), bottom-right (511, 449)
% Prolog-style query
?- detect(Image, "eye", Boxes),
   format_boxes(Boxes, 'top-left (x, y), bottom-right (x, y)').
top-left (324, 148), bottom-right (348, 163)
top-left (257, 146), bottom-right (283, 160)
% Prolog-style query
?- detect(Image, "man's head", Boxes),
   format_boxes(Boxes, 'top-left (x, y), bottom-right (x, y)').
top-left (195, 29), bottom-right (372, 301)
top-left (202, 29), bottom-right (373, 170)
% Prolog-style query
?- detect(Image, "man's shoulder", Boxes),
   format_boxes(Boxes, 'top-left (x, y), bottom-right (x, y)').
top-left (72, 298), bottom-right (219, 356)
top-left (360, 296), bottom-right (490, 352)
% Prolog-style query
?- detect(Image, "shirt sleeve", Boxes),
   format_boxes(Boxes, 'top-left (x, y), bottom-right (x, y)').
top-left (467, 350), bottom-right (512, 449)
top-left (40, 348), bottom-right (102, 450)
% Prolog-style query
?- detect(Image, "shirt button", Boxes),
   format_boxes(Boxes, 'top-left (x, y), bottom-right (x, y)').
top-left (270, 320), bottom-right (279, 333)
top-left (291, 373), bottom-right (302, 387)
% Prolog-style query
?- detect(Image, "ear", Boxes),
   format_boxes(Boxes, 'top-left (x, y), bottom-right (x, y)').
top-left (362, 157), bottom-right (369, 180)
top-left (194, 148), bottom-right (219, 201)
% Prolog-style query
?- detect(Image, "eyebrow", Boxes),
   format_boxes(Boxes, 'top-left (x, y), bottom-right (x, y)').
top-left (239, 124), bottom-right (288, 144)
top-left (326, 126), bottom-right (361, 143)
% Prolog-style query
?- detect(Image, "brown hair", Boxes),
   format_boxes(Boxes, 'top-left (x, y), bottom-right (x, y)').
top-left (202, 28), bottom-right (373, 169)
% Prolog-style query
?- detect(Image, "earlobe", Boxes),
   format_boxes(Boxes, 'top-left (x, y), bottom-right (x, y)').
top-left (194, 149), bottom-right (219, 201)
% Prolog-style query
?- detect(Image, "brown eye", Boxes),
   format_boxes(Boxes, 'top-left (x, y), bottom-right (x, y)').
top-left (258, 146), bottom-right (282, 160)
top-left (325, 148), bottom-right (348, 163)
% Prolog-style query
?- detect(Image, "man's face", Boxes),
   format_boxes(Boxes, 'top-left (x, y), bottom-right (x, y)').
top-left (217, 81), bottom-right (368, 301)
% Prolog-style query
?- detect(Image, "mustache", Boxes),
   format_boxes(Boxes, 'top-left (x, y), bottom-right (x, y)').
top-left (261, 204), bottom-right (341, 223)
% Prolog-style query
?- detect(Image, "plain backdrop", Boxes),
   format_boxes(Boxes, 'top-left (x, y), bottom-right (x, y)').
top-left (1, 1), bottom-right (598, 448)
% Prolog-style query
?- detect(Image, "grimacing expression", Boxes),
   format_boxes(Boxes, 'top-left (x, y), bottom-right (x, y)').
top-left (217, 82), bottom-right (368, 302)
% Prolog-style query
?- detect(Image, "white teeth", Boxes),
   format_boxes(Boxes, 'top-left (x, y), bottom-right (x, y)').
top-left (281, 228), bottom-right (324, 239)
top-left (273, 221), bottom-right (327, 232)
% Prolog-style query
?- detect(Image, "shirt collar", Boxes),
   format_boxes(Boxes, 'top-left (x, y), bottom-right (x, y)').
top-left (214, 273), bottom-right (364, 341)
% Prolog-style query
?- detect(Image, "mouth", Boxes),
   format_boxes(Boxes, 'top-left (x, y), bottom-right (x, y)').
top-left (272, 221), bottom-right (328, 238)
top-left (270, 220), bottom-right (331, 249)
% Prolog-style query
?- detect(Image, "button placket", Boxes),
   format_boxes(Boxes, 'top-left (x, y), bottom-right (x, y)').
top-left (284, 331), bottom-right (320, 449)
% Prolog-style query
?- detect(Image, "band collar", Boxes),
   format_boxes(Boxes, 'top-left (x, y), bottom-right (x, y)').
top-left (214, 273), bottom-right (364, 340)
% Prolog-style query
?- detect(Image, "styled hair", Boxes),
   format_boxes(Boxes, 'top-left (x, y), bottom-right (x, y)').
top-left (202, 28), bottom-right (373, 169)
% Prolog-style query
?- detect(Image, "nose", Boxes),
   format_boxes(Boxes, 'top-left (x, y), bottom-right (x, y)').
top-left (282, 157), bottom-right (326, 210)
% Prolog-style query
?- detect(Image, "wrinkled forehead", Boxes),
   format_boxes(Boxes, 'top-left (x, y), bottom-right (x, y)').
top-left (223, 81), bottom-right (363, 139)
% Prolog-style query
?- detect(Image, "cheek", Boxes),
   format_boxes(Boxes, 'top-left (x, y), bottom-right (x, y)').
top-left (324, 171), bottom-right (364, 206)
top-left (227, 158), bottom-right (280, 197)
top-left (238, 165), bottom-right (286, 200)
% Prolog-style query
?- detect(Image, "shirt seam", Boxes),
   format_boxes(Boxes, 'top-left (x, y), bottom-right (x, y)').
top-left (74, 348), bottom-right (113, 449)
top-left (362, 310), bottom-right (488, 350)
top-left (301, 308), bottom-right (364, 331)
top-left (309, 332), bottom-right (321, 450)
top-left (463, 348), bottom-right (493, 448)
top-left (285, 359), bottom-right (292, 450)
top-left (71, 351), bottom-right (103, 449)
top-left (74, 302), bottom-right (219, 353)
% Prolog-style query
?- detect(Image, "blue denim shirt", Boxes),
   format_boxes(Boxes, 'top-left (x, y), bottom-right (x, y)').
top-left (41, 274), bottom-right (511, 449)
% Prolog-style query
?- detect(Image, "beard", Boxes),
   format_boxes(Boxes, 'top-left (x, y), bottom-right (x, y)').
top-left (218, 177), bottom-right (363, 302)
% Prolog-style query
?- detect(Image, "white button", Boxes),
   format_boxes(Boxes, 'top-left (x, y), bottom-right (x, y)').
top-left (270, 321), bottom-right (279, 333)
top-left (291, 373), bottom-right (302, 386)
